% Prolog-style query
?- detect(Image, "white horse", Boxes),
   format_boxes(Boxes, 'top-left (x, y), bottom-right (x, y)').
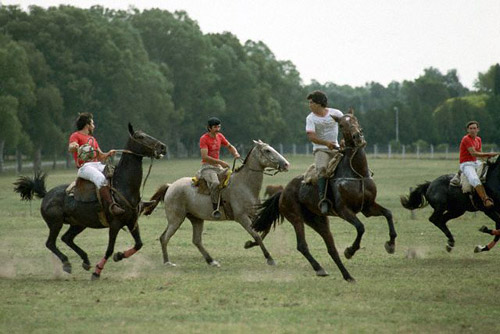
top-left (144, 140), bottom-right (290, 267)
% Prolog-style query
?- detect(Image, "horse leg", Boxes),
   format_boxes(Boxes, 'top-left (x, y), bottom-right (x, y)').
top-left (188, 216), bottom-right (219, 267)
top-left (61, 225), bottom-right (90, 271)
top-left (476, 210), bottom-right (500, 253)
top-left (306, 215), bottom-right (355, 282)
top-left (289, 217), bottom-right (328, 276)
top-left (113, 224), bottom-right (143, 262)
top-left (429, 209), bottom-right (463, 252)
top-left (362, 202), bottom-right (397, 254)
top-left (159, 217), bottom-right (184, 266)
top-left (237, 215), bottom-right (276, 266)
top-left (45, 221), bottom-right (72, 274)
top-left (244, 230), bottom-right (269, 249)
top-left (91, 227), bottom-right (120, 280)
top-left (337, 208), bottom-right (365, 259)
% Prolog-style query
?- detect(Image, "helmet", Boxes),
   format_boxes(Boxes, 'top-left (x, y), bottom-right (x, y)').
top-left (207, 117), bottom-right (221, 128)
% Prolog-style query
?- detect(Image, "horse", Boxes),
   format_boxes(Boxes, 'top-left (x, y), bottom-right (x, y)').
top-left (401, 156), bottom-right (500, 253)
top-left (13, 124), bottom-right (167, 280)
top-left (251, 109), bottom-right (396, 282)
top-left (264, 184), bottom-right (284, 198)
top-left (143, 140), bottom-right (290, 267)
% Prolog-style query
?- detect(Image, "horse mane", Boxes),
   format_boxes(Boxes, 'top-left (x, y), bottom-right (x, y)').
top-left (234, 146), bottom-right (256, 173)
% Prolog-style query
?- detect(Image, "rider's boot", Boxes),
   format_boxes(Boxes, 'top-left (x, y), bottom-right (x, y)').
top-left (317, 177), bottom-right (330, 215)
top-left (211, 188), bottom-right (222, 219)
top-left (475, 184), bottom-right (494, 208)
top-left (99, 185), bottom-right (125, 216)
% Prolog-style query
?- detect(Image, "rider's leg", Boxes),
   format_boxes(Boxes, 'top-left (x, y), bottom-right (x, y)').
top-left (205, 170), bottom-right (222, 219)
top-left (461, 161), bottom-right (493, 208)
top-left (315, 150), bottom-right (331, 215)
top-left (79, 162), bottom-right (125, 215)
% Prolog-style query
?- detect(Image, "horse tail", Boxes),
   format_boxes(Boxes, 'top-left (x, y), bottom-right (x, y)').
top-left (252, 191), bottom-right (283, 233)
top-left (143, 183), bottom-right (170, 216)
top-left (13, 171), bottom-right (47, 201)
top-left (400, 182), bottom-right (430, 210)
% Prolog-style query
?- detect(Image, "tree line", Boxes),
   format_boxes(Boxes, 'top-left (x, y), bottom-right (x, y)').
top-left (0, 5), bottom-right (499, 171)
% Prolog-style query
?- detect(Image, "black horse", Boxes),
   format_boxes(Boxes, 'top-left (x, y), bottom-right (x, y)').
top-left (401, 157), bottom-right (500, 253)
top-left (14, 124), bottom-right (166, 279)
top-left (251, 109), bottom-right (396, 282)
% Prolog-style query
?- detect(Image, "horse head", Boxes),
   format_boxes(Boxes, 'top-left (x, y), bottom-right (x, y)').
top-left (127, 123), bottom-right (167, 159)
top-left (331, 108), bottom-right (366, 148)
top-left (250, 140), bottom-right (290, 172)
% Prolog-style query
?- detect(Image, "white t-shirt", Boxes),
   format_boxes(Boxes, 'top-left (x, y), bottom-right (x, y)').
top-left (305, 108), bottom-right (344, 150)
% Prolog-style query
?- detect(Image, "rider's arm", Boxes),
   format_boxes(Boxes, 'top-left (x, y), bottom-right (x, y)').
top-left (307, 132), bottom-right (337, 150)
top-left (227, 144), bottom-right (240, 159)
top-left (68, 141), bottom-right (79, 153)
top-left (201, 148), bottom-right (229, 168)
top-left (96, 149), bottom-right (117, 162)
top-left (467, 147), bottom-right (499, 159)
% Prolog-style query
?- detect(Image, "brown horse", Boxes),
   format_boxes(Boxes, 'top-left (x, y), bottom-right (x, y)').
top-left (251, 109), bottom-right (396, 282)
top-left (264, 184), bottom-right (284, 198)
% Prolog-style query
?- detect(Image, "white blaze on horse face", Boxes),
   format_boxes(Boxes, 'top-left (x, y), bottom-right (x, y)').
top-left (345, 116), bottom-right (351, 122)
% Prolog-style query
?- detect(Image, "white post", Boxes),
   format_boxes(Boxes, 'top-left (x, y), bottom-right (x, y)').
top-left (417, 144), bottom-right (420, 159)
top-left (374, 144), bottom-right (378, 158)
top-left (402, 145), bottom-right (406, 159)
top-left (292, 144), bottom-right (296, 155)
top-left (388, 144), bottom-right (392, 159)
top-left (279, 143), bottom-right (283, 155)
top-left (430, 144), bottom-right (434, 159)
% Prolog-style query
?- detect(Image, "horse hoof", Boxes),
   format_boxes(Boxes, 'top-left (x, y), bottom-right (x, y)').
top-left (209, 260), bottom-right (220, 267)
top-left (91, 273), bottom-right (100, 281)
top-left (113, 252), bottom-right (124, 262)
top-left (479, 226), bottom-right (490, 234)
top-left (446, 244), bottom-right (454, 252)
top-left (244, 240), bottom-right (254, 249)
top-left (474, 245), bottom-right (487, 253)
top-left (82, 262), bottom-right (91, 271)
top-left (267, 258), bottom-right (276, 266)
top-left (346, 277), bottom-right (356, 283)
top-left (62, 262), bottom-right (72, 274)
top-left (315, 268), bottom-right (329, 277)
top-left (164, 261), bottom-right (177, 267)
top-left (384, 241), bottom-right (396, 254)
top-left (344, 248), bottom-right (354, 259)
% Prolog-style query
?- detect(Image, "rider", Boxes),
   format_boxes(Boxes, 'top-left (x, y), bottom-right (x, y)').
top-left (199, 117), bottom-right (240, 219)
top-left (305, 90), bottom-right (344, 215)
top-left (459, 120), bottom-right (499, 208)
top-left (68, 112), bottom-right (125, 216)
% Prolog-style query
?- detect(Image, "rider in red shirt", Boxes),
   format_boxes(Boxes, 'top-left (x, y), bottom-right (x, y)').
top-left (459, 120), bottom-right (499, 208)
top-left (198, 117), bottom-right (240, 219)
top-left (68, 113), bottom-right (124, 216)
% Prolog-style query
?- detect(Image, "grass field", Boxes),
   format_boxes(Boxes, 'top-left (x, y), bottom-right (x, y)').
top-left (1, 155), bottom-right (499, 333)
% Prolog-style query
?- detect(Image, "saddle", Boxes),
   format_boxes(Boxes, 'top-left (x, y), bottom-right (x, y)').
top-left (303, 151), bottom-right (344, 185)
top-left (191, 169), bottom-right (232, 195)
top-left (449, 164), bottom-right (488, 193)
top-left (66, 164), bottom-right (115, 201)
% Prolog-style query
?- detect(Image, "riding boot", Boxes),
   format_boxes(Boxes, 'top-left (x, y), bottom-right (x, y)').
top-left (475, 184), bottom-right (494, 208)
top-left (99, 185), bottom-right (125, 216)
top-left (317, 177), bottom-right (330, 215)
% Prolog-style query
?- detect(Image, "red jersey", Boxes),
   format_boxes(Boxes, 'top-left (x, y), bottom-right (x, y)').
top-left (459, 134), bottom-right (481, 163)
top-left (199, 132), bottom-right (229, 163)
top-left (68, 131), bottom-right (100, 167)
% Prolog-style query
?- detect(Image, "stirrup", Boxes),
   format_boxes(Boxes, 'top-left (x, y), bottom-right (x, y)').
top-left (211, 210), bottom-right (222, 219)
top-left (318, 199), bottom-right (331, 215)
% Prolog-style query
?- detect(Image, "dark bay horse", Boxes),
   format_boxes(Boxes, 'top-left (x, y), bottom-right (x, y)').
top-left (401, 156), bottom-right (500, 253)
top-left (251, 109), bottom-right (396, 282)
top-left (13, 124), bottom-right (166, 279)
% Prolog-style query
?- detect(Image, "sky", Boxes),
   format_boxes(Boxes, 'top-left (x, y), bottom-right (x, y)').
top-left (2, 0), bottom-right (500, 89)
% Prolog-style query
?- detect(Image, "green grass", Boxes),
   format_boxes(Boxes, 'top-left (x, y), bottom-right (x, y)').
top-left (1, 156), bottom-right (499, 333)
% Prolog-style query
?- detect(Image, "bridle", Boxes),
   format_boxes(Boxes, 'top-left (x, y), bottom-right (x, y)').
top-left (243, 144), bottom-right (285, 176)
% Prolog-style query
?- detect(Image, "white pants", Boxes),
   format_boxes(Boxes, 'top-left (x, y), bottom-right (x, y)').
top-left (459, 160), bottom-right (482, 188)
top-left (77, 161), bottom-right (108, 188)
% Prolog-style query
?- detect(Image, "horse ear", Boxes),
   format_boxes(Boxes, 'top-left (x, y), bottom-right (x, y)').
top-left (331, 115), bottom-right (341, 123)
top-left (348, 107), bottom-right (354, 115)
top-left (128, 123), bottom-right (134, 135)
